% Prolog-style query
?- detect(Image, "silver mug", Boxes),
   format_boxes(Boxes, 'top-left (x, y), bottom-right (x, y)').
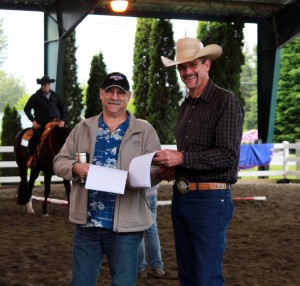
top-left (76, 152), bottom-right (88, 163)
top-left (75, 152), bottom-right (89, 183)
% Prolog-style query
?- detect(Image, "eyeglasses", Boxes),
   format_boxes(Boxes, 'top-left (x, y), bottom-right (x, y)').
top-left (104, 89), bottom-right (128, 98)
top-left (177, 58), bottom-right (207, 73)
top-left (177, 61), bottom-right (199, 73)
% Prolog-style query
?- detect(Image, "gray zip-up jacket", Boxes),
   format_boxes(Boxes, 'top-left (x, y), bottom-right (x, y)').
top-left (53, 112), bottom-right (161, 232)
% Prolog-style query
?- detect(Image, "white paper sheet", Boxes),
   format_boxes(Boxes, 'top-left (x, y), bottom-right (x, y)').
top-left (85, 164), bottom-right (128, 194)
top-left (129, 152), bottom-right (157, 188)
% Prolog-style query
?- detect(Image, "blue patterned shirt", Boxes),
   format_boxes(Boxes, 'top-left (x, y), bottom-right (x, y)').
top-left (86, 114), bottom-right (130, 229)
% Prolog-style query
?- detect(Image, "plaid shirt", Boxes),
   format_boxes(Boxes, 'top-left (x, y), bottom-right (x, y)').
top-left (175, 79), bottom-right (244, 184)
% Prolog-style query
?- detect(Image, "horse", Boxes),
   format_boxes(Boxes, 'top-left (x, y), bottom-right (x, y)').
top-left (14, 123), bottom-right (71, 215)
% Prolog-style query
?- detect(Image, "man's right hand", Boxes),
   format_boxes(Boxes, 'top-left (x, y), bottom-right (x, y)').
top-left (32, 120), bottom-right (41, 129)
top-left (159, 166), bottom-right (176, 182)
top-left (72, 162), bottom-right (90, 183)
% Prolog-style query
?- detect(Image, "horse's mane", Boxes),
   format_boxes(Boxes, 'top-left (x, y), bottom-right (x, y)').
top-left (48, 126), bottom-right (71, 147)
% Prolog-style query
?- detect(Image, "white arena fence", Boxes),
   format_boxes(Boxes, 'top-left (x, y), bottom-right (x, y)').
top-left (0, 142), bottom-right (300, 184)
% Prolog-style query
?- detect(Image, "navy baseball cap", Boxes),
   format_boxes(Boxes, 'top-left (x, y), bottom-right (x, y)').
top-left (101, 72), bottom-right (130, 92)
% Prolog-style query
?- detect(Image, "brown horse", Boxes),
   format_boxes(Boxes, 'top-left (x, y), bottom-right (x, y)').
top-left (14, 124), bottom-right (71, 215)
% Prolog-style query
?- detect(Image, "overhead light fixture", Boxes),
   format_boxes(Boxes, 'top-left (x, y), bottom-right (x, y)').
top-left (110, 0), bottom-right (129, 13)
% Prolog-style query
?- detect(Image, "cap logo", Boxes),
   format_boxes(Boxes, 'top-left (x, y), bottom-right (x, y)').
top-left (110, 75), bottom-right (123, 81)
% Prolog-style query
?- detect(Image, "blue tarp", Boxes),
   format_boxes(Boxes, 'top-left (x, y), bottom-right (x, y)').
top-left (239, 144), bottom-right (274, 169)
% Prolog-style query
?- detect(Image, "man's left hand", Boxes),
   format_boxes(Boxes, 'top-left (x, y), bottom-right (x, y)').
top-left (58, 120), bottom-right (65, 127)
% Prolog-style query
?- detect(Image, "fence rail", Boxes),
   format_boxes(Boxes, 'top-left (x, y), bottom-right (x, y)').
top-left (0, 142), bottom-right (300, 184)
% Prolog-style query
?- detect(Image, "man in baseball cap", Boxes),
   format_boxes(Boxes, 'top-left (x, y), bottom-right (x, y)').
top-left (54, 70), bottom-right (163, 285)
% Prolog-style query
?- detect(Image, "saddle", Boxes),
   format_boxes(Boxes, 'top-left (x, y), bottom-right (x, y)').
top-left (22, 121), bottom-right (61, 158)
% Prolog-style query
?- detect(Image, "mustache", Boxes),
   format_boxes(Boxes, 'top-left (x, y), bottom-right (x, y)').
top-left (107, 99), bottom-right (122, 105)
top-left (183, 73), bottom-right (196, 80)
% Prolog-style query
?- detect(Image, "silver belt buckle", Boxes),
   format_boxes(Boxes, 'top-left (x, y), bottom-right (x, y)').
top-left (176, 177), bottom-right (189, 194)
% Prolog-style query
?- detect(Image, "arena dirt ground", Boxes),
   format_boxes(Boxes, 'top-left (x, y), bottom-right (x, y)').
top-left (0, 180), bottom-right (300, 286)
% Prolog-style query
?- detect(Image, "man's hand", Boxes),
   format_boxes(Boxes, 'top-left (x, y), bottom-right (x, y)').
top-left (72, 162), bottom-right (90, 182)
top-left (58, 120), bottom-right (65, 127)
top-left (159, 166), bottom-right (176, 182)
top-left (153, 150), bottom-right (183, 167)
top-left (32, 120), bottom-right (41, 129)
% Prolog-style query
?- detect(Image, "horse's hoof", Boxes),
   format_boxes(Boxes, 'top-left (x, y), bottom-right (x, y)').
top-left (42, 213), bottom-right (49, 217)
top-left (26, 200), bottom-right (35, 214)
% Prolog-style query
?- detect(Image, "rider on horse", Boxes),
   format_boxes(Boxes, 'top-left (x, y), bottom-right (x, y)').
top-left (24, 75), bottom-right (65, 168)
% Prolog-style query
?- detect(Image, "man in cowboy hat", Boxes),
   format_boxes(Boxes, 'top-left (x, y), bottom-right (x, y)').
top-left (153, 37), bottom-right (244, 285)
top-left (24, 75), bottom-right (65, 168)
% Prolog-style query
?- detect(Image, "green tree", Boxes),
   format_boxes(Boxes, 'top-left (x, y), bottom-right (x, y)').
top-left (147, 19), bottom-right (182, 144)
top-left (132, 18), bottom-right (153, 119)
top-left (85, 52), bottom-right (107, 118)
top-left (244, 94), bottom-right (257, 131)
top-left (0, 70), bottom-right (27, 112)
top-left (274, 36), bottom-right (300, 143)
top-left (197, 20), bottom-right (245, 104)
top-left (0, 104), bottom-right (22, 177)
top-left (0, 18), bottom-right (7, 67)
top-left (62, 31), bottom-right (83, 129)
top-left (127, 97), bottom-right (135, 114)
top-left (241, 46), bottom-right (257, 130)
top-left (15, 94), bottom-right (30, 110)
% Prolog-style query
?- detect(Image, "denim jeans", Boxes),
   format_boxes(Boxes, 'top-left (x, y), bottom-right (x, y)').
top-left (138, 194), bottom-right (164, 272)
top-left (70, 225), bottom-right (143, 286)
top-left (171, 187), bottom-right (234, 286)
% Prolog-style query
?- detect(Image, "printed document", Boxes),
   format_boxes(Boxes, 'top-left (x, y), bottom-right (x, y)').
top-left (129, 152), bottom-right (157, 188)
top-left (85, 152), bottom-right (157, 194)
top-left (85, 164), bottom-right (128, 194)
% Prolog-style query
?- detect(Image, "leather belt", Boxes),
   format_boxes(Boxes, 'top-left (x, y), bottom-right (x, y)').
top-left (175, 177), bottom-right (229, 194)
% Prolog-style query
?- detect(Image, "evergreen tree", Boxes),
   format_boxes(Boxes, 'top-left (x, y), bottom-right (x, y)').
top-left (62, 31), bottom-right (83, 129)
top-left (0, 104), bottom-right (22, 177)
top-left (241, 46), bottom-right (257, 130)
top-left (274, 36), bottom-right (300, 143)
top-left (85, 52), bottom-right (107, 118)
top-left (147, 19), bottom-right (182, 144)
top-left (197, 20), bottom-right (245, 104)
top-left (132, 18), bottom-right (153, 119)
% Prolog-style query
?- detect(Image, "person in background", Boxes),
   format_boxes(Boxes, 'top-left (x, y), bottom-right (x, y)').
top-left (137, 184), bottom-right (165, 279)
top-left (153, 37), bottom-right (244, 286)
top-left (24, 75), bottom-right (65, 168)
top-left (53, 72), bottom-right (162, 286)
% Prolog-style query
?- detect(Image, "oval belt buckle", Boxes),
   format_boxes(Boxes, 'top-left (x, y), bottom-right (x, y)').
top-left (176, 177), bottom-right (189, 194)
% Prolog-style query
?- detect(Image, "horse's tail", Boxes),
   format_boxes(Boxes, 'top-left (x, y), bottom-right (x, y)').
top-left (14, 128), bottom-right (32, 205)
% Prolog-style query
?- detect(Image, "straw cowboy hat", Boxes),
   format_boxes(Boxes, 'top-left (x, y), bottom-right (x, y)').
top-left (36, 76), bottom-right (55, 85)
top-left (161, 37), bottom-right (223, 67)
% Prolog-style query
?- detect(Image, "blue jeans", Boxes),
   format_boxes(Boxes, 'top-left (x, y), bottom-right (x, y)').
top-left (171, 187), bottom-right (234, 286)
top-left (70, 225), bottom-right (143, 286)
top-left (138, 194), bottom-right (164, 272)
